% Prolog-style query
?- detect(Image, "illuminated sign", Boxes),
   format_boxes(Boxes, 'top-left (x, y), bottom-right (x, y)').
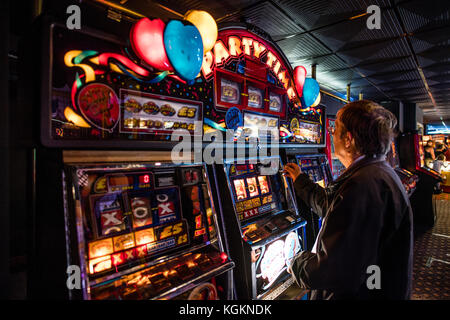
top-left (201, 31), bottom-right (297, 101)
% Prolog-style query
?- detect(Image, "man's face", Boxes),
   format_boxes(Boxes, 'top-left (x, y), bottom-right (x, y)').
top-left (333, 114), bottom-right (345, 160)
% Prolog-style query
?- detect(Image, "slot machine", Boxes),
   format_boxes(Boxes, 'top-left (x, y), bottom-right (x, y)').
top-left (63, 158), bottom-right (234, 300)
top-left (200, 22), bottom-right (325, 299)
top-left (212, 156), bottom-right (307, 300)
top-left (28, 15), bottom-right (234, 300)
top-left (398, 132), bottom-right (442, 234)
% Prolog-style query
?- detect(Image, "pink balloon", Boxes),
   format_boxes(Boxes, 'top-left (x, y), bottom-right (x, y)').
top-left (130, 18), bottom-right (173, 71)
top-left (294, 66), bottom-right (307, 97)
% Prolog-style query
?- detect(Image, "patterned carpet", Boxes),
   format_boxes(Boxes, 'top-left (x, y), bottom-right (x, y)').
top-left (411, 193), bottom-right (450, 300)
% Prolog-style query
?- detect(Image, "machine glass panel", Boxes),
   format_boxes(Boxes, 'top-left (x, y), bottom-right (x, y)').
top-left (66, 162), bottom-right (232, 300)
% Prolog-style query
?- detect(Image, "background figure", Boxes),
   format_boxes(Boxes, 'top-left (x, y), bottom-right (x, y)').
top-left (444, 137), bottom-right (450, 160)
top-left (424, 140), bottom-right (435, 169)
top-left (433, 142), bottom-right (446, 173)
top-left (435, 142), bottom-right (447, 160)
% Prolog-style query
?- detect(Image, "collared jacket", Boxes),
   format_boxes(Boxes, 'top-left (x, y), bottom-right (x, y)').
top-left (288, 155), bottom-right (413, 300)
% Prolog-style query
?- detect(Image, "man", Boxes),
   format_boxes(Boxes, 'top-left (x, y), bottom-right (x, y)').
top-left (283, 100), bottom-right (413, 300)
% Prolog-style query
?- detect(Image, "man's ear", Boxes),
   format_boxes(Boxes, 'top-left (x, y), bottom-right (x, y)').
top-left (345, 131), bottom-right (353, 149)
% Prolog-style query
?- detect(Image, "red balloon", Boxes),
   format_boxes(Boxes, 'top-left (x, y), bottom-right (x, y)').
top-left (130, 18), bottom-right (173, 71)
top-left (294, 66), bottom-right (307, 97)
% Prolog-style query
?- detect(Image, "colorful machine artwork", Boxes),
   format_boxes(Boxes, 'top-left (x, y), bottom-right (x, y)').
top-left (201, 26), bottom-right (325, 145)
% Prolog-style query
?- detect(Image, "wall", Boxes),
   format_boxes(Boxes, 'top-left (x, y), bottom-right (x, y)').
top-left (416, 105), bottom-right (423, 129)
top-left (321, 92), bottom-right (346, 118)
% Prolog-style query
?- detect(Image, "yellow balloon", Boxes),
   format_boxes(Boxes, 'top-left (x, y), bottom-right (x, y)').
top-left (184, 10), bottom-right (218, 53)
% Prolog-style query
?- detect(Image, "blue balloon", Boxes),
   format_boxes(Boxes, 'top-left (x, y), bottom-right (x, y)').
top-left (302, 78), bottom-right (320, 107)
top-left (164, 20), bottom-right (203, 81)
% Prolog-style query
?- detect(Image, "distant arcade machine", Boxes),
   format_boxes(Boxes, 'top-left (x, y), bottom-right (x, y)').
top-left (398, 132), bottom-right (442, 234)
top-left (387, 140), bottom-right (419, 198)
top-left (288, 154), bottom-right (333, 250)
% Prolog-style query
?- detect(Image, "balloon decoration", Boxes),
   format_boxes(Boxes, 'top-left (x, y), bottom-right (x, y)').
top-left (127, 11), bottom-right (217, 82)
top-left (311, 92), bottom-right (321, 108)
top-left (62, 11), bottom-right (218, 130)
top-left (163, 20), bottom-right (204, 81)
top-left (130, 18), bottom-right (173, 71)
top-left (301, 78), bottom-right (321, 108)
top-left (184, 10), bottom-right (218, 53)
top-left (77, 83), bottom-right (120, 132)
top-left (293, 65), bottom-right (321, 110)
top-left (293, 66), bottom-right (307, 98)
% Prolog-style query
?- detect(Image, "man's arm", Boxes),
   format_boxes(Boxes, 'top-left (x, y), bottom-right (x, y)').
top-left (293, 173), bottom-right (328, 218)
top-left (288, 177), bottom-right (383, 292)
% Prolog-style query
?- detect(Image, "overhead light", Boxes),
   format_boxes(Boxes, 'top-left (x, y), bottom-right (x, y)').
top-left (349, 12), bottom-right (368, 20)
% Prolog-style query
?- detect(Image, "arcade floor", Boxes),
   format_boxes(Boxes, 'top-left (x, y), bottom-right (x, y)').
top-left (411, 193), bottom-right (450, 300)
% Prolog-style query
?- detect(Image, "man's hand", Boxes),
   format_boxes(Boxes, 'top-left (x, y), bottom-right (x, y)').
top-left (283, 163), bottom-right (302, 182)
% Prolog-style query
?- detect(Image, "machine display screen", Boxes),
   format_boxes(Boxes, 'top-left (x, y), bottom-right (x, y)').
top-left (297, 121), bottom-right (321, 144)
top-left (220, 78), bottom-right (241, 104)
top-left (226, 161), bottom-right (286, 223)
top-left (247, 86), bottom-right (264, 109)
top-left (233, 179), bottom-right (248, 200)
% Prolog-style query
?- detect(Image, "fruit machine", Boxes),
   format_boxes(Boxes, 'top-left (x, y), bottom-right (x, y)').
top-left (212, 155), bottom-right (307, 300)
top-left (325, 117), bottom-right (345, 180)
top-left (398, 132), bottom-right (442, 234)
top-left (64, 159), bottom-right (234, 300)
top-left (28, 14), bottom-right (235, 300)
top-left (199, 22), bottom-right (325, 299)
top-left (387, 140), bottom-right (418, 197)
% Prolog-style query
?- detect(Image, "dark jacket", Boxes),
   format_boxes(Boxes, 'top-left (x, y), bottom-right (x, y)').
top-left (288, 155), bottom-right (413, 300)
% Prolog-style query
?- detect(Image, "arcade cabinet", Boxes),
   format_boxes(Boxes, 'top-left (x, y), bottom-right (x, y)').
top-left (398, 132), bottom-right (442, 234)
top-left (28, 15), bottom-right (235, 300)
top-left (201, 22), bottom-right (312, 299)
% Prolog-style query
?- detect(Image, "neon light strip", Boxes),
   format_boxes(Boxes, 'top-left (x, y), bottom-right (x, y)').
top-left (64, 106), bottom-right (91, 128)
top-left (97, 53), bottom-right (150, 77)
top-left (115, 62), bottom-right (169, 83)
top-left (64, 50), bottom-right (96, 83)
top-left (73, 50), bottom-right (98, 64)
top-left (71, 73), bottom-right (81, 111)
top-left (204, 118), bottom-right (227, 132)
